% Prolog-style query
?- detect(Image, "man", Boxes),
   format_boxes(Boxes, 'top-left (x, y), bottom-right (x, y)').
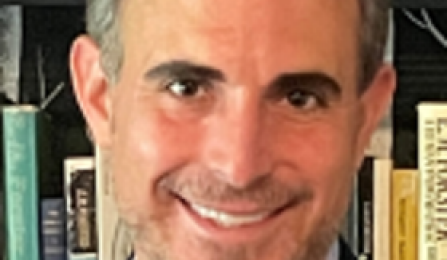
top-left (70, 0), bottom-right (396, 259)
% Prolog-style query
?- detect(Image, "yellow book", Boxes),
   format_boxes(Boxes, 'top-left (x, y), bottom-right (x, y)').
top-left (418, 103), bottom-right (447, 260)
top-left (391, 169), bottom-right (418, 260)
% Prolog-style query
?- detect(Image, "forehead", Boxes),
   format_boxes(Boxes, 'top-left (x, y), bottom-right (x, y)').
top-left (120, 0), bottom-right (360, 87)
top-left (121, 0), bottom-right (359, 21)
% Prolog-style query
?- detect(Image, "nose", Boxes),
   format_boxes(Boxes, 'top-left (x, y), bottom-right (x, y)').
top-left (199, 88), bottom-right (272, 189)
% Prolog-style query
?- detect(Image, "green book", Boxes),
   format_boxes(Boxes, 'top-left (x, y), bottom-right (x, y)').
top-left (0, 104), bottom-right (5, 260)
top-left (1, 94), bottom-right (13, 260)
top-left (2, 105), bottom-right (53, 260)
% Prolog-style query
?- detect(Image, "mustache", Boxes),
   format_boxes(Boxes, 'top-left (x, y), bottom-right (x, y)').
top-left (159, 168), bottom-right (314, 208)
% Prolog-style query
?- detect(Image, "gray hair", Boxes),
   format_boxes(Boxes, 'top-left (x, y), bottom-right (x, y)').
top-left (86, 0), bottom-right (122, 83)
top-left (86, 0), bottom-right (390, 91)
top-left (358, 0), bottom-right (391, 92)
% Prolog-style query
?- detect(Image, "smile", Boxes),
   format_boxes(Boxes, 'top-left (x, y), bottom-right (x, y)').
top-left (190, 203), bottom-right (272, 228)
top-left (166, 187), bottom-right (304, 243)
top-left (172, 190), bottom-right (297, 236)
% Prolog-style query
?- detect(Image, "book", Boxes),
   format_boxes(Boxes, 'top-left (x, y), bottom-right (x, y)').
top-left (343, 157), bottom-right (393, 260)
top-left (2, 105), bottom-right (54, 260)
top-left (373, 158), bottom-right (392, 260)
top-left (41, 198), bottom-right (67, 260)
top-left (418, 103), bottom-right (447, 260)
top-left (0, 96), bottom-right (12, 260)
top-left (391, 169), bottom-right (418, 260)
top-left (64, 157), bottom-right (97, 260)
top-left (341, 172), bottom-right (359, 255)
top-left (356, 156), bottom-right (374, 260)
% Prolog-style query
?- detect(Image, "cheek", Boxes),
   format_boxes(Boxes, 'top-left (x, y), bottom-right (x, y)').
top-left (275, 122), bottom-right (358, 179)
top-left (110, 104), bottom-right (203, 221)
top-left (310, 124), bottom-right (358, 217)
top-left (271, 116), bottom-right (359, 214)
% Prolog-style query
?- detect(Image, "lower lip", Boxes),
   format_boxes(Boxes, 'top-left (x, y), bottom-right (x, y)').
top-left (176, 197), bottom-right (284, 244)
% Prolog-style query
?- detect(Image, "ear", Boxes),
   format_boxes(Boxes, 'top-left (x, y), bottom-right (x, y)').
top-left (70, 35), bottom-right (112, 149)
top-left (355, 64), bottom-right (396, 164)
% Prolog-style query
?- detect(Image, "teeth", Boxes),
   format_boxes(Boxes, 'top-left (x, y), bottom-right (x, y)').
top-left (190, 203), bottom-right (270, 227)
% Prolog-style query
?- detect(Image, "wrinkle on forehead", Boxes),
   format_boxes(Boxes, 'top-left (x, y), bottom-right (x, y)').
top-left (122, 0), bottom-right (359, 38)
top-left (121, 0), bottom-right (360, 88)
top-left (200, 0), bottom-right (357, 79)
top-left (196, 0), bottom-right (360, 84)
top-left (184, 0), bottom-right (358, 32)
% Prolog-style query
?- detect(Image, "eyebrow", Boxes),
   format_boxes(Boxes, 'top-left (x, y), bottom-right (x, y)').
top-left (267, 72), bottom-right (342, 100)
top-left (144, 61), bottom-right (342, 99)
top-left (145, 60), bottom-right (226, 82)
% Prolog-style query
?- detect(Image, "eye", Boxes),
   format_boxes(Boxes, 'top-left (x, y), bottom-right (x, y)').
top-left (166, 79), bottom-right (206, 97)
top-left (286, 89), bottom-right (322, 110)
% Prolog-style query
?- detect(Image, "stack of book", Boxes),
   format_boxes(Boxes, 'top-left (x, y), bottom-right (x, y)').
top-left (1, 105), bottom-right (97, 260)
top-left (342, 102), bottom-right (447, 260)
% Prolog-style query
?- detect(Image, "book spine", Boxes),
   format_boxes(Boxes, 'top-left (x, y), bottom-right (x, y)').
top-left (3, 106), bottom-right (40, 260)
top-left (41, 198), bottom-right (67, 260)
top-left (0, 106), bottom-right (5, 260)
top-left (373, 158), bottom-right (392, 260)
top-left (95, 148), bottom-right (109, 260)
top-left (64, 157), bottom-right (97, 260)
top-left (357, 157), bottom-right (374, 260)
top-left (391, 169), bottom-right (418, 260)
top-left (340, 177), bottom-right (359, 255)
top-left (418, 103), bottom-right (447, 260)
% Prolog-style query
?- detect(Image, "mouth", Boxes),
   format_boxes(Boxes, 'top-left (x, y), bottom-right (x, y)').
top-left (189, 202), bottom-right (272, 227)
top-left (171, 192), bottom-right (295, 242)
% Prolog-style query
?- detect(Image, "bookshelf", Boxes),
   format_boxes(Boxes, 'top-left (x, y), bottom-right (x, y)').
top-left (0, 3), bottom-right (446, 260)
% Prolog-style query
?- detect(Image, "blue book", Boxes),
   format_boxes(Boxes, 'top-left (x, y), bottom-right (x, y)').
top-left (41, 198), bottom-right (67, 260)
top-left (2, 105), bottom-right (53, 260)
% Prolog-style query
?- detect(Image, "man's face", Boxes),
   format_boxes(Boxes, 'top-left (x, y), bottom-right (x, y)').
top-left (71, 0), bottom-right (395, 260)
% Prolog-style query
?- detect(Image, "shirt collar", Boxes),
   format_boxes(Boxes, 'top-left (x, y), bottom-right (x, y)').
top-left (326, 240), bottom-right (340, 260)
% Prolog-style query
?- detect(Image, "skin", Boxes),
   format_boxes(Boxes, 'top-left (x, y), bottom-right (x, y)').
top-left (70, 0), bottom-right (396, 260)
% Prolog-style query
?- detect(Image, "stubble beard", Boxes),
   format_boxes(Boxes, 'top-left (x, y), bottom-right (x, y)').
top-left (123, 212), bottom-right (340, 260)
top-left (115, 170), bottom-right (343, 260)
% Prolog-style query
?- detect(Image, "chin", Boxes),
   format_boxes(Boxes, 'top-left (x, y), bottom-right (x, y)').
top-left (130, 208), bottom-right (339, 260)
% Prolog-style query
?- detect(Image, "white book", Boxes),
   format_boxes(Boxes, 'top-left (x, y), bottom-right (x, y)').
top-left (418, 103), bottom-right (447, 260)
top-left (373, 158), bottom-right (393, 260)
